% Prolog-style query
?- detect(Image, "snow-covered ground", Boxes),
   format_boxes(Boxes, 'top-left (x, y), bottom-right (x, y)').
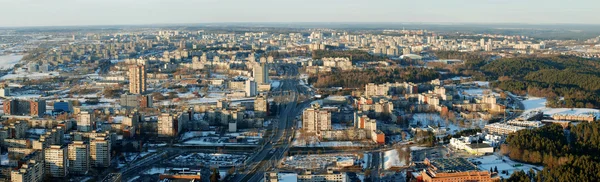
top-left (384, 149), bottom-right (408, 170)
top-left (471, 155), bottom-right (543, 179)
top-left (362, 153), bottom-right (371, 169)
top-left (1, 153), bottom-right (8, 165)
top-left (144, 167), bottom-right (168, 174)
top-left (472, 81), bottom-right (490, 87)
top-left (0, 54), bottom-right (23, 70)
top-left (1, 71), bottom-right (60, 80)
top-left (521, 97), bottom-right (600, 119)
top-left (411, 113), bottom-right (463, 135)
top-left (271, 80), bottom-right (281, 89)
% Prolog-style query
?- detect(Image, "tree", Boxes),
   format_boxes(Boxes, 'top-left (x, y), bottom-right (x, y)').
top-left (210, 168), bottom-right (220, 182)
top-left (507, 170), bottom-right (529, 182)
top-left (227, 166), bottom-right (235, 176)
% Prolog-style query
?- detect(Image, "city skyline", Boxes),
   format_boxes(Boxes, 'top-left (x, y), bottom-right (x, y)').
top-left (1, 0), bottom-right (598, 27)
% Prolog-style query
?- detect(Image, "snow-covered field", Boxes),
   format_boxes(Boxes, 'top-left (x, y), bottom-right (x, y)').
top-left (0, 54), bottom-right (23, 70)
top-left (522, 97), bottom-right (600, 119)
top-left (384, 149), bottom-right (408, 170)
top-left (471, 155), bottom-right (543, 179)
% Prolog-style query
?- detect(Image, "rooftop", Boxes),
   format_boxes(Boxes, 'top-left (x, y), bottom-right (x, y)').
top-left (427, 158), bottom-right (479, 173)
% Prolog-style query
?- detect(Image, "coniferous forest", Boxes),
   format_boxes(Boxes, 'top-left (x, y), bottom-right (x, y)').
top-left (503, 122), bottom-right (600, 182)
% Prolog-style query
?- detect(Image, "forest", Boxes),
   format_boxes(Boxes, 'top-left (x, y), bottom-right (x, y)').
top-left (443, 54), bottom-right (600, 108)
top-left (502, 122), bottom-right (600, 182)
top-left (308, 67), bottom-right (439, 88)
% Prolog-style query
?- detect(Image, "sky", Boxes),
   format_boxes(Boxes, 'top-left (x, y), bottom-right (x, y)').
top-left (0, 0), bottom-right (598, 27)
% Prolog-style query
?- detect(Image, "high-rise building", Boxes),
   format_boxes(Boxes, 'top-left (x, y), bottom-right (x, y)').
top-left (158, 113), bottom-right (181, 137)
top-left (302, 104), bottom-right (332, 135)
top-left (45, 145), bottom-right (68, 177)
top-left (78, 111), bottom-right (94, 132)
top-left (90, 136), bottom-right (111, 168)
top-left (253, 63), bottom-right (269, 85)
top-left (11, 160), bottom-right (44, 182)
top-left (128, 64), bottom-right (146, 94)
top-left (245, 79), bottom-right (257, 97)
top-left (68, 141), bottom-right (90, 174)
top-left (255, 95), bottom-right (268, 118)
top-left (2, 99), bottom-right (46, 117)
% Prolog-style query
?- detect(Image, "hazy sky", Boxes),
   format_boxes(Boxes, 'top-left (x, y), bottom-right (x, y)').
top-left (0, 0), bottom-right (597, 27)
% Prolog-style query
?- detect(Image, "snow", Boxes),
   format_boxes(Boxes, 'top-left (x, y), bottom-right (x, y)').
top-left (278, 173), bottom-right (299, 182)
top-left (522, 97), bottom-right (546, 111)
top-left (411, 113), bottom-right (464, 135)
top-left (27, 128), bottom-right (47, 135)
top-left (471, 81), bottom-right (490, 87)
top-left (409, 146), bottom-right (429, 151)
top-left (462, 88), bottom-right (486, 96)
top-left (471, 155), bottom-right (543, 179)
top-left (0, 54), bottom-right (23, 70)
top-left (384, 149), bottom-right (407, 170)
top-left (127, 176), bottom-right (140, 182)
top-left (144, 167), bottom-right (167, 174)
top-left (11, 94), bottom-right (42, 99)
top-left (271, 80), bottom-right (281, 89)
top-left (294, 141), bottom-right (366, 148)
top-left (1, 71), bottom-right (60, 80)
top-left (521, 97), bottom-right (600, 119)
top-left (362, 153), bottom-right (371, 169)
top-left (0, 153), bottom-right (8, 165)
top-left (180, 131), bottom-right (217, 140)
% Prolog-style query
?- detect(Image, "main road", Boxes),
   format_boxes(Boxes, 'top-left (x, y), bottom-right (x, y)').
top-left (232, 64), bottom-right (311, 182)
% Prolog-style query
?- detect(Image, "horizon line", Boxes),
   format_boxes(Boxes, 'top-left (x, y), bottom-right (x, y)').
top-left (2, 21), bottom-right (600, 29)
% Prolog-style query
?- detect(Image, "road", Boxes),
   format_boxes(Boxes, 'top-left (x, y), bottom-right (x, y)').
top-left (232, 64), bottom-right (312, 182)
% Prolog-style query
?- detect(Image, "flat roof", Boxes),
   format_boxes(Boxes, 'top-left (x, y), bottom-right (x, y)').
top-left (468, 143), bottom-right (492, 149)
top-left (429, 158), bottom-right (479, 173)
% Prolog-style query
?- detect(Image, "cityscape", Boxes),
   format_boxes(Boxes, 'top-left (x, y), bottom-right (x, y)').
top-left (1, 1), bottom-right (600, 182)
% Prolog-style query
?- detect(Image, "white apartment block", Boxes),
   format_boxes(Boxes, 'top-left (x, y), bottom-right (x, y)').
top-left (302, 104), bottom-right (332, 135)
top-left (11, 160), bottom-right (43, 182)
top-left (45, 145), bottom-right (68, 177)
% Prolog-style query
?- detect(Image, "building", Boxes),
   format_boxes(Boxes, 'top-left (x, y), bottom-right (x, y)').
top-left (0, 84), bottom-right (9, 98)
top-left (245, 79), bottom-right (257, 97)
top-left (450, 137), bottom-right (494, 155)
top-left (420, 158), bottom-right (498, 182)
top-left (45, 145), bottom-right (68, 178)
top-left (68, 141), bottom-right (90, 174)
top-left (2, 99), bottom-right (46, 117)
top-left (322, 57), bottom-right (352, 70)
top-left (158, 168), bottom-right (202, 181)
top-left (120, 94), bottom-right (153, 108)
top-left (78, 111), bottom-right (94, 132)
top-left (158, 113), bottom-right (182, 137)
top-left (53, 101), bottom-right (73, 113)
top-left (90, 136), bottom-right (111, 168)
top-left (297, 169), bottom-right (348, 182)
top-left (128, 64), bottom-right (147, 94)
top-left (10, 160), bottom-right (43, 182)
top-left (302, 104), bottom-right (331, 135)
top-left (484, 123), bottom-right (525, 135)
top-left (255, 95), bottom-right (268, 118)
top-left (552, 114), bottom-right (596, 122)
top-left (253, 63), bottom-right (269, 85)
